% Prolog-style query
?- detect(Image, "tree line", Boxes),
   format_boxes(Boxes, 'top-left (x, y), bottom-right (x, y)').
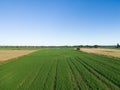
top-left (0, 43), bottom-right (119, 49)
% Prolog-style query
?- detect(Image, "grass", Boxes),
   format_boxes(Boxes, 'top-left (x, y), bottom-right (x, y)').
top-left (0, 48), bottom-right (120, 90)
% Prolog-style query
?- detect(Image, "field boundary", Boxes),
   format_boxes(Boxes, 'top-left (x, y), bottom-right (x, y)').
top-left (0, 50), bottom-right (38, 65)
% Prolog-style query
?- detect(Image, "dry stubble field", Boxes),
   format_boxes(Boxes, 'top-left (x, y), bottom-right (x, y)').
top-left (0, 50), bottom-right (37, 62)
top-left (80, 48), bottom-right (120, 58)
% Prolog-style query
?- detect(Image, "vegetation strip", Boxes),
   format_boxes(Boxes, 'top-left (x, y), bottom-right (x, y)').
top-left (82, 54), bottom-right (120, 73)
top-left (76, 57), bottom-right (120, 89)
top-left (16, 71), bottom-right (33, 90)
top-left (43, 60), bottom-right (55, 90)
top-left (82, 56), bottom-right (120, 87)
top-left (67, 59), bottom-right (81, 90)
top-left (75, 57), bottom-right (119, 90)
top-left (70, 59), bottom-right (92, 89)
top-left (53, 59), bottom-right (58, 90)
top-left (27, 64), bottom-right (44, 89)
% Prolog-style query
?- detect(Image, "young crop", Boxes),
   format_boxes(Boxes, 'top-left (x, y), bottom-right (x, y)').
top-left (0, 48), bottom-right (120, 90)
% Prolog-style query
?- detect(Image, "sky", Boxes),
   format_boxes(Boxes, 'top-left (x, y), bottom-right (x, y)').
top-left (0, 0), bottom-right (120, 46)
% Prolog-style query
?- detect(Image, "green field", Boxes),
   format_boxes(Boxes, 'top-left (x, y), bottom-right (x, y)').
top-left (0, 48), bottom-right (120, 90)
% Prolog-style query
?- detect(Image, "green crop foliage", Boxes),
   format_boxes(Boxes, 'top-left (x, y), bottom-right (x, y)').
top-left (0, 48), bottom-right (120, 90)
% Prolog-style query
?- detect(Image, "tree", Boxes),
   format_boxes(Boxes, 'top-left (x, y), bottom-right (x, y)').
top-left (117, 43), bottom-right (119, 48)
top-left (94, 45), bottom-right (98, 48)
top-left (77, 47), bottom-right (80, 50)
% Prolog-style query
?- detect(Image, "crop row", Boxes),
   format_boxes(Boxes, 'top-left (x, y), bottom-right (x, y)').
top-left (0, 48), bottom-right (120, 90)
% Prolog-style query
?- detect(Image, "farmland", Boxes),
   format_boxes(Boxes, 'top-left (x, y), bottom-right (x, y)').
top-left (0, 50), bottom-right (37, 62)
top-left (0, 48), bottom-right (120, 90)
top-left (81, 48), bottom-right (120, 58)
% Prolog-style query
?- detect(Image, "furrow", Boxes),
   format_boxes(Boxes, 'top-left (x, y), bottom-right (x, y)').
top-left (67, 59), bottom-right (80, 90)
top-left (76, 57), bottom-right (120, 89)
top-left (83, 55), bottom-right (120, 74)
top-left (70, 59), bottom-right (92, 89)
top-left (43, 61), bottom-right (54, 90)
top-left (16, 71), bottom-right (33, 90)
top-left (27, 64), bottom-right (44, 90)
top-left (75, 57), bottom-right (118, 90)
top-left (53, 59), bottom-right (58, 90)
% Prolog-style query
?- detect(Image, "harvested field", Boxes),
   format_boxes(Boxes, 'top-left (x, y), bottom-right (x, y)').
top-left (0, 50), bottom-right (37, 62)
top-left (80, 48), bottom-right (120, 58)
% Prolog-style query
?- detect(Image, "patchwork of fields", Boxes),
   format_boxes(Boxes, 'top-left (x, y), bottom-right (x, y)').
top-left (0, 48), bottom-right (120, 90)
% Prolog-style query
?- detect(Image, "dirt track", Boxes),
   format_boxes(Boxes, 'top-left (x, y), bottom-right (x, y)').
top-left (0, 50), bottom-right (37, 62)
top-left (80, 48), bottom-right (120, 58)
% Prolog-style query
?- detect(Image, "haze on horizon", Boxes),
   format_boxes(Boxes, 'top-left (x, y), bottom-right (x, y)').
top-left (0, 0), bottom-right (120, 46)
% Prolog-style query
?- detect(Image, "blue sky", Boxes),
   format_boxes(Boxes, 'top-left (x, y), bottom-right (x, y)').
top-left (0, 0), bottom-right (120, 46)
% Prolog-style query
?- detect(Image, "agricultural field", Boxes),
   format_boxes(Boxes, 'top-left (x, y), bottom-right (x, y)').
top-left (0, 50), bottom-right (37, 62)
top-left (0, 48), bottom-right (120, 90)
top-left (80, 48), bottom-right (120, 58)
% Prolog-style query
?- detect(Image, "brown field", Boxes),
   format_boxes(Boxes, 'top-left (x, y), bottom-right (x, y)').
top-left (0, 50), bottom-right (37, 62)
top-left (80, 48), bottom-right (120, 58)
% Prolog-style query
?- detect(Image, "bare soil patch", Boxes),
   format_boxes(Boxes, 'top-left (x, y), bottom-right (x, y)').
top-left (80, 48), bottom-right (120, 58)
top-left (0, 50), bottom-right (37, 62)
